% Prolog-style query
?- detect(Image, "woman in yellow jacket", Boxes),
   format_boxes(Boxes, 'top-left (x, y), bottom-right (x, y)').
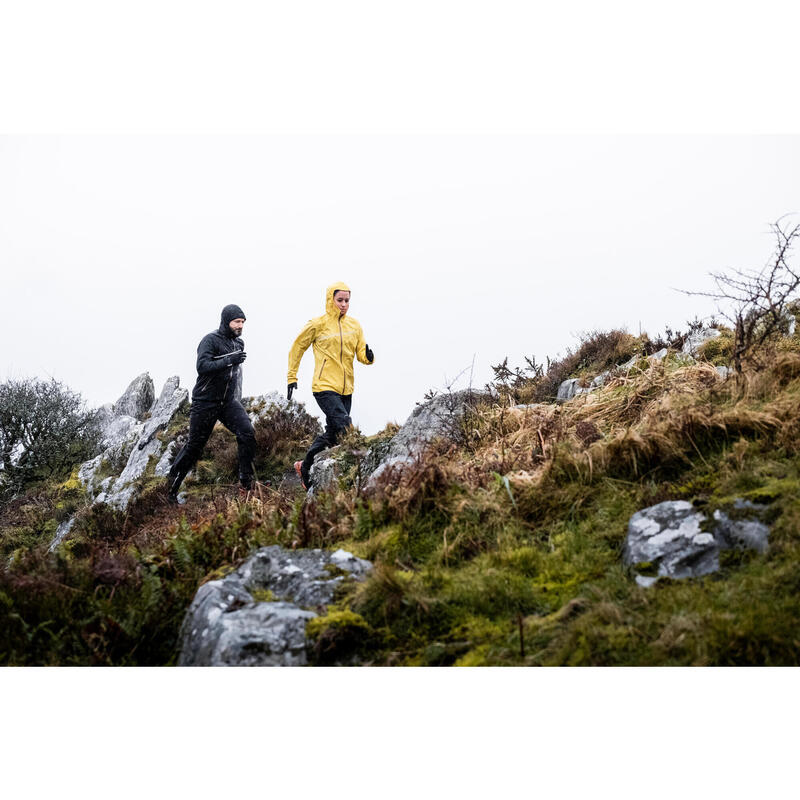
top-left (288, 281), bottom-right (374, 489)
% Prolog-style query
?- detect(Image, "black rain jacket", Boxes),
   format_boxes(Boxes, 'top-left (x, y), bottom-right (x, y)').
top-left (191, 305), bottom-right (247, 404)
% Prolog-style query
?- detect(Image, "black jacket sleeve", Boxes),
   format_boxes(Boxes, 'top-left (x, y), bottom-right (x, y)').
top-left (196, 333), bottom-right (231, 375)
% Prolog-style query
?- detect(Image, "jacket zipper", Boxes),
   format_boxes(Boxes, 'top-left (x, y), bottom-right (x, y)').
top-left (339, 318), bottom-right (345, 394)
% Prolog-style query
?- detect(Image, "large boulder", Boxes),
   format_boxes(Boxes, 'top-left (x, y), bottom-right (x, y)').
top-left (365, 390), bottom-right (484, 487)
top-left (624, 499), bottom-right (770, 587)
top-left (178, 546), bottom-right (372, 666)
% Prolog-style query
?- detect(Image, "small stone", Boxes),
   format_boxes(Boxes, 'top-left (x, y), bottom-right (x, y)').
top-left (625, 498), bottom-right (771, 586)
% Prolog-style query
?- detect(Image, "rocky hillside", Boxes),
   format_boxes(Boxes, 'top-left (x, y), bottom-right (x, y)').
top-left (1, 321), bottom-right (800, 665)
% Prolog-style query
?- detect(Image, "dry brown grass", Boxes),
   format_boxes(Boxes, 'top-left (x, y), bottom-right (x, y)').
top-left (445, 352), bottom-right (800, 492)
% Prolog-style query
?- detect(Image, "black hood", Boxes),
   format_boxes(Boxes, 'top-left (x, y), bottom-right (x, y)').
top-left (219, 304), bottom-right (246, 337)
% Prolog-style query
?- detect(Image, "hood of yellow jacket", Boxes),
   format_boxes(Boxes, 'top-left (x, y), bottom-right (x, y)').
top-left (325, 281), bottom-right (352, 317)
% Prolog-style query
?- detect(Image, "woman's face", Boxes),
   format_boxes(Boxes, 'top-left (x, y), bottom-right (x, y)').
top-left (333, 291), bottom-right (350, 316)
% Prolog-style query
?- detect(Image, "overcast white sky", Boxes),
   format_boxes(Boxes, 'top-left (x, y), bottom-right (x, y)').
top-left (1, 135), bottom-right (799, 433)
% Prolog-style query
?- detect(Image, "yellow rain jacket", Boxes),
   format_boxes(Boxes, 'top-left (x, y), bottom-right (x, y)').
top-left (288, 282), bottom-right (373, 395)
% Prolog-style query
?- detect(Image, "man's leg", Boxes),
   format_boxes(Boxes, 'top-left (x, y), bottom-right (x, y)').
top-left (219, 400), bottom-right (257, 489)
top-left (167, 402), bottom-right (220, 499)
top-left (300, 392), bottom-right (353, 486)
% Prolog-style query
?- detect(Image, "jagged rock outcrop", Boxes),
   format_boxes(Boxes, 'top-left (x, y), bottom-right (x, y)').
top-left (178, 546), bottom-right (372, 666)
top-left (624, 499), bottom-right (770, 587)
top-left (50, 374), bottom-right (189, 551)
top-left (112, 373), bottom-right (155, 420)
top-left (103, 376), bottom-right (188, 510)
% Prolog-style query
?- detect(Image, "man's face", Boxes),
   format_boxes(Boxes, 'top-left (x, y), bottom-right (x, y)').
top-left (228, 318), bottom-right (245, 337)
top-left (333, 291), bottom-right (350, 316)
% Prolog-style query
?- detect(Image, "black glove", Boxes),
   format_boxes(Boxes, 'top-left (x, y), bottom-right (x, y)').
top-left (365, 344), bottom-right (374, 363)
top-left (288, 382), bottom-right (297, 401)
top-left (228, 350), bottom-right (246, 366)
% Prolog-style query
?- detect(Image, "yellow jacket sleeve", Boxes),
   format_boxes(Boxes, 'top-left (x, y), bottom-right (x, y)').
top-left (355, 323), bottom-right (373, 365)
top-left (288, 319), bottom-right (317, 383)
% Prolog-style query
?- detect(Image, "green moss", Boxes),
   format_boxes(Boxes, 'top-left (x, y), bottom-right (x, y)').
top-left (250, 588), bottom-right (276, 602)
top-left (306, 609), bottom-right (375, 665)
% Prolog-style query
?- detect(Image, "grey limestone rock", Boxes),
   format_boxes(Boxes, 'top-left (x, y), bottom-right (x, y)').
top-left (620, 354), bottom-right (641, 370)
top-left (78, 415), bottom-right (144, 501)
top-left (682, 328), bottom-right (721, 356)
top-left (557, 378), bottom-right (581, 403)
top-left (105, 376), bottom-right (188, 511)
top-left (138, 376), bottom-right (188, 450)
top-left (624, 499), bottom-right (771, 585)
top-left (154, 441), bottom-right (178, 477)
top-left (48, 517), bottom-right (76, 553)
top-left (308, 453), bottom-right (338, 496)
top-left (649, 348), bottom-right (669, 362)
top-left (246, 391), bottom-right (291, 422)
top-left (112, 373), bottom-right (155, 421)
top-left (712, 509), bottom-right (770, 553)
top-left (365, 390), bottom-right (484, 486)
top-left (178, 545), bottom-right (372, 666)
top-left (51, 373), bottom-right (188, 551)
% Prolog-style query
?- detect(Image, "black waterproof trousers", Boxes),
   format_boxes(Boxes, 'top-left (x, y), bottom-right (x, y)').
top-left (300, 391), bottom-right (352, 486)
top-left (168, 399), bottom-right (256, 492)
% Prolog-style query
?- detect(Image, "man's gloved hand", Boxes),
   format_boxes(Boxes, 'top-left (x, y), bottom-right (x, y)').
top-left (228, 350), bottom-right (247, 366)
top-left (288, 382), bottom-right (298, 400)
top-left (365, 344), bottom-right (374, 363)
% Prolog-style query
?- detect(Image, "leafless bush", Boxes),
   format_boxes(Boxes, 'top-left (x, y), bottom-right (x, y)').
top-left (686, 217), bottom-right (800, 373)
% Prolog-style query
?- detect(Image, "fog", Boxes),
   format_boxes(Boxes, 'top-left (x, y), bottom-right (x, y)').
top-left (2, 135), bottom-right (798, 433)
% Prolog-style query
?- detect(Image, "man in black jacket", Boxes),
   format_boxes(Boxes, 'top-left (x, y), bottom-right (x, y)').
top-left (166, 304), bottom-right (256, 503)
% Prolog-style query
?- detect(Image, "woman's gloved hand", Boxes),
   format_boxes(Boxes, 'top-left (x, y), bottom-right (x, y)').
top-left (288, 382), bottom-right (298, 400)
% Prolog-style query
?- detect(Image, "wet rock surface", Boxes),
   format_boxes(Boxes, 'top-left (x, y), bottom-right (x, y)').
top-left (624, 499), bottom-right (771, 586)
top-left (178, 545), bottom-right (372, 666)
